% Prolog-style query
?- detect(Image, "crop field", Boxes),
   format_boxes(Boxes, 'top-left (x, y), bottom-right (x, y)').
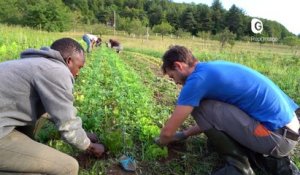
top-left (0, 25), bottom-right (299, 174)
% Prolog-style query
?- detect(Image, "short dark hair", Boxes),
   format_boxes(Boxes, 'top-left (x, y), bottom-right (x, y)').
top-left (161, 45), bottom-right (197, 74)
top-left (50, 38), bottom-right (84, 62)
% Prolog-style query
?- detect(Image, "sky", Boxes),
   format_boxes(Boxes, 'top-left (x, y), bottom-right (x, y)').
top-left (173, 0), bottom-right (300, 35)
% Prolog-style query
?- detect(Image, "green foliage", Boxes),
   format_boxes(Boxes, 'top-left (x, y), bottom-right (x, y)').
top-left (147, 4), bottom-right (164, 27)
top-left (0, 24), bottom-right (63, 61)
top-left (180, 7), bottom-right (197, 35)
top-left (117, 17), bottom-right (146, 36)
top-left (144, 144), bottom-right (168, 160)
top-left (23, 0), bottom-right (72, 32)
top-left (215, 28), bottom-right (236, 49)
top-left (194, 4), bottom-right (212, 32)
top-left (152, 22), bottom-right (173, 40)
top-left (225, 5), bottom-right (245, 39)
top-left (48, 140), bottom-right (75, 155)
top-left (0, 0), bottom-right (295, 40)
top-left (211, 0), bottom-right (226, 35)
top-left (35, 121), bottom-right (60, 143)
top-left (74, 47), bottom-right (170, 160)
top-left (102, 129), bottom-right (133, 155)
top-left (0, 0), bottom-right (24, 24)
top-left (283, 36), bottom-right (299, 47)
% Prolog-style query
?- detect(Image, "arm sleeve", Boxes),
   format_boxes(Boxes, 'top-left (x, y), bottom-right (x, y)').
top-left (33, 67), bottom-right (90, 150)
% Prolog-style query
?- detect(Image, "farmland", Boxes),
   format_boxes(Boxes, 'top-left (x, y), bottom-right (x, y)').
top-left (0, 25), bottom-right (299, 174)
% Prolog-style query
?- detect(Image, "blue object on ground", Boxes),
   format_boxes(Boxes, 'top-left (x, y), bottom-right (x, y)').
top-left (119, 155), bottom-right (137, 172)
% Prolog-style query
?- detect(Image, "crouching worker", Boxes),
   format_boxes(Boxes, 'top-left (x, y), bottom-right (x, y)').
top-left (82, 33), bottom-right (101, 53)
top-left (0, 38), bottom-right (105, 175)
top-left (107, 39), bottom-right (123, 53)
top-left (155, 45), bottom-right (300, 175)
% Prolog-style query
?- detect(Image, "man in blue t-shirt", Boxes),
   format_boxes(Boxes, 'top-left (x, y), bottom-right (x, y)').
top-left (155, 45), bottom-right (300, 175)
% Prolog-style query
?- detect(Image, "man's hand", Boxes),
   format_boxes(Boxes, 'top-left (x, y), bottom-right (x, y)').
top-left (170, 131), bottom-right (188, 142)
top-left (87, 143), bottom-right (105, 158)
top-left (86, 132), bottom-right (99, 143)
top-left (154, 131), bottom-right (187, 146)
top-left (154, 137), bottom-right (164, 147)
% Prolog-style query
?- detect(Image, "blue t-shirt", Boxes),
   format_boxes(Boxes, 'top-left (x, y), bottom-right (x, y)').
top-left (177, 61), bottom-right (298, 131)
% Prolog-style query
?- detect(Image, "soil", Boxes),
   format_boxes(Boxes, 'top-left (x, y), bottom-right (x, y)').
top-left (106, 164), bottom-right (136, 175)
top-left (163, 141), bottom-right (187, 162)
top-left (75, 141), bottom-right (188, 174)
top-left (75, 152), bottom-right (97, 169)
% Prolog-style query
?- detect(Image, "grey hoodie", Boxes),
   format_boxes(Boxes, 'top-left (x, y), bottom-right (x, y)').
top-left (0, 47), bottom-right (90, 150)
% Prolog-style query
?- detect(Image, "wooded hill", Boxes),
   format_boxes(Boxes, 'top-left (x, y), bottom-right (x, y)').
top-left (0, 0), bottom-right (298, 42)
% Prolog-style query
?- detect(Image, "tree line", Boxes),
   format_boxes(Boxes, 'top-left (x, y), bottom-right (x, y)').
top-left (0, 0), bottom-right (299, 43)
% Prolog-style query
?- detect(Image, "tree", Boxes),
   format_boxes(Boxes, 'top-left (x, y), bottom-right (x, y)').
top-left (152, 22), bottom-right (173, 40)
top-left (120, 7), bottom-right (147, 21)
top-left (216, 28), bottom-right (236, 50)
top-left (23, 0), bottom-right (72, 32)
top-left (118, 18), bottom-right (146, 37)
top-left (0, 0), bottom-right (25, 24)
top-left (180, 7), bottom-right (197, 35)
top-left (211, 0), bottom-right (225, 35)
top-left (124, 0), bottom-right (144, 9)
top-left (147, 4), bottom-right (164, 27)
top-left (166, 4), bottom-right (184, 30)
top-left (63, 0), bottom-right (96, 24)
top-left (225, 5), bottom-right (245, 39)
top-left (96, 8), bottom-right (111, 24)
top-left (283, 36), bottom-right (299, 50)
top-left (194, 4), bottom-right (212, 32)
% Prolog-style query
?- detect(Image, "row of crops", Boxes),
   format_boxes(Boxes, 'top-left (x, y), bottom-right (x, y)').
top-left (73, 46), bottom-right (186, 174)
top-left (75, 47), bottom-right (170, 160)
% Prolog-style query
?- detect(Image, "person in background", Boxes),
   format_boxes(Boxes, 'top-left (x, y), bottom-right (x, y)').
top-left (0, 38), bottom-right (105, 175)
top-left (82, 33), bottom-right (101, 53)
top-left (107, 39), bottom-right (123, 53)
top-left (155, 45), bottom-right (300, 175)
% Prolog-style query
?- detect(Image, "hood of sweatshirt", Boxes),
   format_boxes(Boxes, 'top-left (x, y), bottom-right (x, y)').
top-left (20, 47), bottom-right (67, 66)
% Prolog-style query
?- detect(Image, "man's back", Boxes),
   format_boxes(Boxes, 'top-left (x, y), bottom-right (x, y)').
top-left (178, 60), bottom-right (298, 131)
top-left (0, 49), bottom-right (73, 139)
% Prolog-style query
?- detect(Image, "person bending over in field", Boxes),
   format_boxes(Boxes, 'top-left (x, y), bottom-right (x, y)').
top-left (82, 33), bottom-right (101, 53)
top-left (155, 45), bottom-right (300, 175)
top-left (107, 39), bottom-right (123, 53)
top-left (0, 38), bottom-right (105, 175)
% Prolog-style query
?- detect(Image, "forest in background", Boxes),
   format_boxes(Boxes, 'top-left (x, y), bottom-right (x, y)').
top-left (1, 0), bottom-right (300, 44)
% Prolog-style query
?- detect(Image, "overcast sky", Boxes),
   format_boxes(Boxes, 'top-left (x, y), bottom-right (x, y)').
top-left (173, 0), bottom-right (300, 35)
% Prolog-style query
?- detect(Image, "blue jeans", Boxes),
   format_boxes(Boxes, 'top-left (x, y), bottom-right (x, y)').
top-left (82, 34), bottom-right (91, 53)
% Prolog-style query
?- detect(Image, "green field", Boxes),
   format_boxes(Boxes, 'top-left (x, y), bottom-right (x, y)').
top-left (0, 25), bottom-right (299, 174)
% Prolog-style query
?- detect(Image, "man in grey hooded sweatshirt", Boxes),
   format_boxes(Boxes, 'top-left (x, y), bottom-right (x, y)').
top-left (0, 38), bottom-right (105, 174)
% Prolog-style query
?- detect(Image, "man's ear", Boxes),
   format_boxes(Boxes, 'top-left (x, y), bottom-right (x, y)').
top-left (66, 57), bottom-right (72, 65)
top-left (174, 61), bottom-right (183, 71)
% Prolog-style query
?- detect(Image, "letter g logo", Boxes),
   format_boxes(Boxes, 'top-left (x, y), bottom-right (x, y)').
top-left (251, 18), bottom-right (263, 34)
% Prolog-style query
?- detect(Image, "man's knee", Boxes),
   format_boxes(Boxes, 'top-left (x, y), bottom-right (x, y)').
top-left (63, 155), bottom-right (79, 175)
top-left (50, 153), bottom-right (79, 175)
